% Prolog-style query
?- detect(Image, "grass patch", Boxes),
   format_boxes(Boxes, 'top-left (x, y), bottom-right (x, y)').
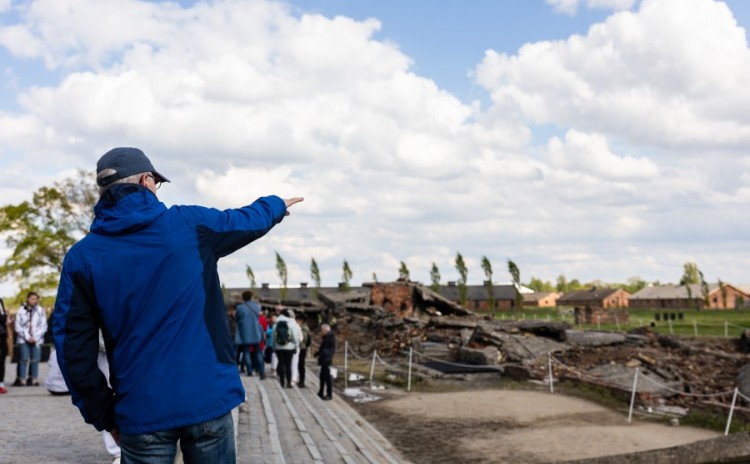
top-left (492, 307), bottom-right (750, 338)
top-left (682, 410), bottom-right (750, 434)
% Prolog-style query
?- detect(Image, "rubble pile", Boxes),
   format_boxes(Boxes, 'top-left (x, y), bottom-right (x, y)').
top-left (262, 281), bottom-right (750, 420)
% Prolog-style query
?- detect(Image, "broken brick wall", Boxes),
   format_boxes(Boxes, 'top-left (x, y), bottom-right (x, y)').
top-left (370, 282), bottom-right (415, 318)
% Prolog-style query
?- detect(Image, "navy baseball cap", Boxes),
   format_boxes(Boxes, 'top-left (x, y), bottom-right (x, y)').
top-left (96, 147), bottom-right (170, 187)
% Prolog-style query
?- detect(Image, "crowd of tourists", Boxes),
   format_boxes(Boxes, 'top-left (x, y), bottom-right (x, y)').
top-left (228, 290), bottom-right (336, 399)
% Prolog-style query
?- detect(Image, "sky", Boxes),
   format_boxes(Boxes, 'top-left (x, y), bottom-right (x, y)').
top-left (1, 0), bottom-right (749, 297)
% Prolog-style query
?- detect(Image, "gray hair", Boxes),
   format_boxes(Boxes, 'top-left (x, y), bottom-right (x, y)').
top-left (321, 324), bottom-right (331, 333)
top-left (97, 169), bottom-right (148, 195)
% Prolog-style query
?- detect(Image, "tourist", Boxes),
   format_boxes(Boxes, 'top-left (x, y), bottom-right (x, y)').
top-left (265, 313), bottom-right (277, 377)
top-left (53, 147), bottom-right (302, 462)
top-left (0, 297), bottom-right (9, 393)
top-left (236, 290), bottom-right (265, 379)
top-left (315, 324), bottom-right (336, 400)
top-left (273, 309), bottom-right (299, 388)
top-left (296, 313), bottom-right (312, 388)
top-left (14, 291), bottom-right (46, 387)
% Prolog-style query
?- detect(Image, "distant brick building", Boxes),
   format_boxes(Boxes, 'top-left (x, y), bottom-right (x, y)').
top-left (437, 282), bottom-right (522, 311)
top-left (556, 287), bottom-right (630, 308)
top-left (629, 284), bottom-right (749, 310)
top-left (523, 292), bottom-right (560, 308)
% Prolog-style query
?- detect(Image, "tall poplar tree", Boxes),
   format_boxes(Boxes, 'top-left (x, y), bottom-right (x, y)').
top-left (275, 251), bottom-right (288, 300)
top-left (310, 258), bottom-right (321, 292)
top-left (430, 262), bottom-right (441, 292)
top-left (245, 265), bottom-right (257, 291)
top-left (455, 252), bottom-right (468, 307)
top-left (508, 259), bottom-right (523, 312)
top-left (398, 261), bottom-right (410, 281)
top-left (481, 256), bottom-right (495, 311)
top-left (342, 260), bottom-right (353, 291)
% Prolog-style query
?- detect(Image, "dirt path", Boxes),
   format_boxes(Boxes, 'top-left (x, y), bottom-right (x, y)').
top-left (353, 389), bottom-right (720, 463)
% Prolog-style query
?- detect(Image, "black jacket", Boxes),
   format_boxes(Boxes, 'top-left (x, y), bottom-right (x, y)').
top-left (0, 298), bottom-right (7, 338)
top-left (317, 332), bottom-right (336, 366)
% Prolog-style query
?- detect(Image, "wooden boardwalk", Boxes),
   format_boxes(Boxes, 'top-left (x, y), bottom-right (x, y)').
top-left (236, 370), bottom-right (407, 464)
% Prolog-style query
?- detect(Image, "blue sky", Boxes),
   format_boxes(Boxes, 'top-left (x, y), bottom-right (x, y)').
top-left (0, 0), bottom-right (749, 297)
top-left (288, 1), bottom-right (611, 101)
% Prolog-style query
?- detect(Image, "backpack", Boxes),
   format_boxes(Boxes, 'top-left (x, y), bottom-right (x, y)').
top-left (275, 320), bottom-right (292, 345)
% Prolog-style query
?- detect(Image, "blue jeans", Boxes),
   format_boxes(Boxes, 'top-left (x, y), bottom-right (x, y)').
top-left (18, 343), bottom-right (41, 379)
top-left (242, 343), bottom-right (264, 376)
top-left (120, 411), bottom-right (235, 464)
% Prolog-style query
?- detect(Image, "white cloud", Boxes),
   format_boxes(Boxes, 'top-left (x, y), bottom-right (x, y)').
top-left (0, 0), bottom-right (749, 298)
top-left (547, 130), bottom-right (659, 180)
top-left (478, 0), bottom-right (750, 150)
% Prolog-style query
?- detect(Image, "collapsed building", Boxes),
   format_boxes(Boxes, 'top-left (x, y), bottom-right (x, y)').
top-left (226, 281), bottom-right (750, 423)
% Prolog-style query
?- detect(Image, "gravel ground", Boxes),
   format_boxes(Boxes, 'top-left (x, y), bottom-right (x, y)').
top-left (0, 359), bottom-right (113, 464)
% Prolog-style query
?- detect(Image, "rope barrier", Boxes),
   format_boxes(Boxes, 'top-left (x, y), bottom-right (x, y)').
top-left (548, 356), bottom-right (636, 382)
top-left (550, 355), bottom-right (740, 399)
top-left (345, 344), bottom-right (373, 361)
top-left (374, 352), bottom-right (402, 369)
top-left (736, 390), bottom-right (750, 403)
top-left (636, 373), bottom-right (736, 398)
top-left (405, 349), bottom-right (508, 371)
top-left (728, 322), bottom-right (750, 331)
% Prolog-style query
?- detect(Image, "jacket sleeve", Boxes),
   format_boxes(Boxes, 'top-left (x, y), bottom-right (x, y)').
top-left (14, 310), bottom-right (23, 341)
top-left (38, 308), bottom-right (48, 340)
top-left (53, 256), bottom-right (116, 432)
top-left (178, 196), bottom-right (287, 259)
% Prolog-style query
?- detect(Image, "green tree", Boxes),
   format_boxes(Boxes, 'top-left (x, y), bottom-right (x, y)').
top-left (310, 258), bottom-right (321, 290)
top-left (455, 252), bottom-right (468, 307)
top-left (245, 265), bottom-right (257, 291)
top-left (481, 256), bottom-right (495, 311)
top-left (0, 170), bottom-right (97, 295)
top-left (309, 258), bottom-right (321, 297)
top-left (568, 279), bottom-right (583, 291)
top-left (398, 261), bottom-right (410, 281)
top-left (556, 274), bottom-right (568, 293)
top-left (275, 251), bottom-right (287, 300)
top-left (719, 279), bottom-right (728, 309)
top-left (680, 262), bottom-right (700, 285)
top-left (507, 259), bottom-right (523, 312)
top-left (700, 270), bottom-right (710, 309)
top-left (342, 260), bottom-right (353, 290)
top-left (527, 277), bottom-right (554, 292)
top-left (429, 262), bottom-right (441, 292)
top-left (623, 276), bottom-right (647, 294)
top-left (679, 262), bottom-right (702, 310)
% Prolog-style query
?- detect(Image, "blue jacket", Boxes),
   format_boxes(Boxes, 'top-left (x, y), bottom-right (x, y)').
top-left (53, 184), bottom-right (287, 434)
top-left (235, 301), bottom-right (263, 345)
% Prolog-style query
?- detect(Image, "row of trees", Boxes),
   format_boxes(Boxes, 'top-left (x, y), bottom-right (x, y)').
top-left (249, 251), bottom-right (525, 307)
top-left (248, 253), bottom-right (730, 310)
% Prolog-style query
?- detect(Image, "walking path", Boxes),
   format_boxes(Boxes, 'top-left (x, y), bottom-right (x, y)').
top-left (238, 372), bottom-right (405, 464)
top-left (0, 359), bottom-right (407, 463)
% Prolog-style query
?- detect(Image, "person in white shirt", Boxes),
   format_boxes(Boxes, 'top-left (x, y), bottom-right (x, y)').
top-left (14, 292), bottom-right (47, 387)
top-left (288, 310), bottom-right (304, 385)
top-left (272, 309), bottom-right (300, 388)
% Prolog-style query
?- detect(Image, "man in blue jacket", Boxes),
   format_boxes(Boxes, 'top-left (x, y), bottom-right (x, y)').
top-left (53, 147), bottom-right (302, 463)
top-left (236, 290), bottom-right (265, 379)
